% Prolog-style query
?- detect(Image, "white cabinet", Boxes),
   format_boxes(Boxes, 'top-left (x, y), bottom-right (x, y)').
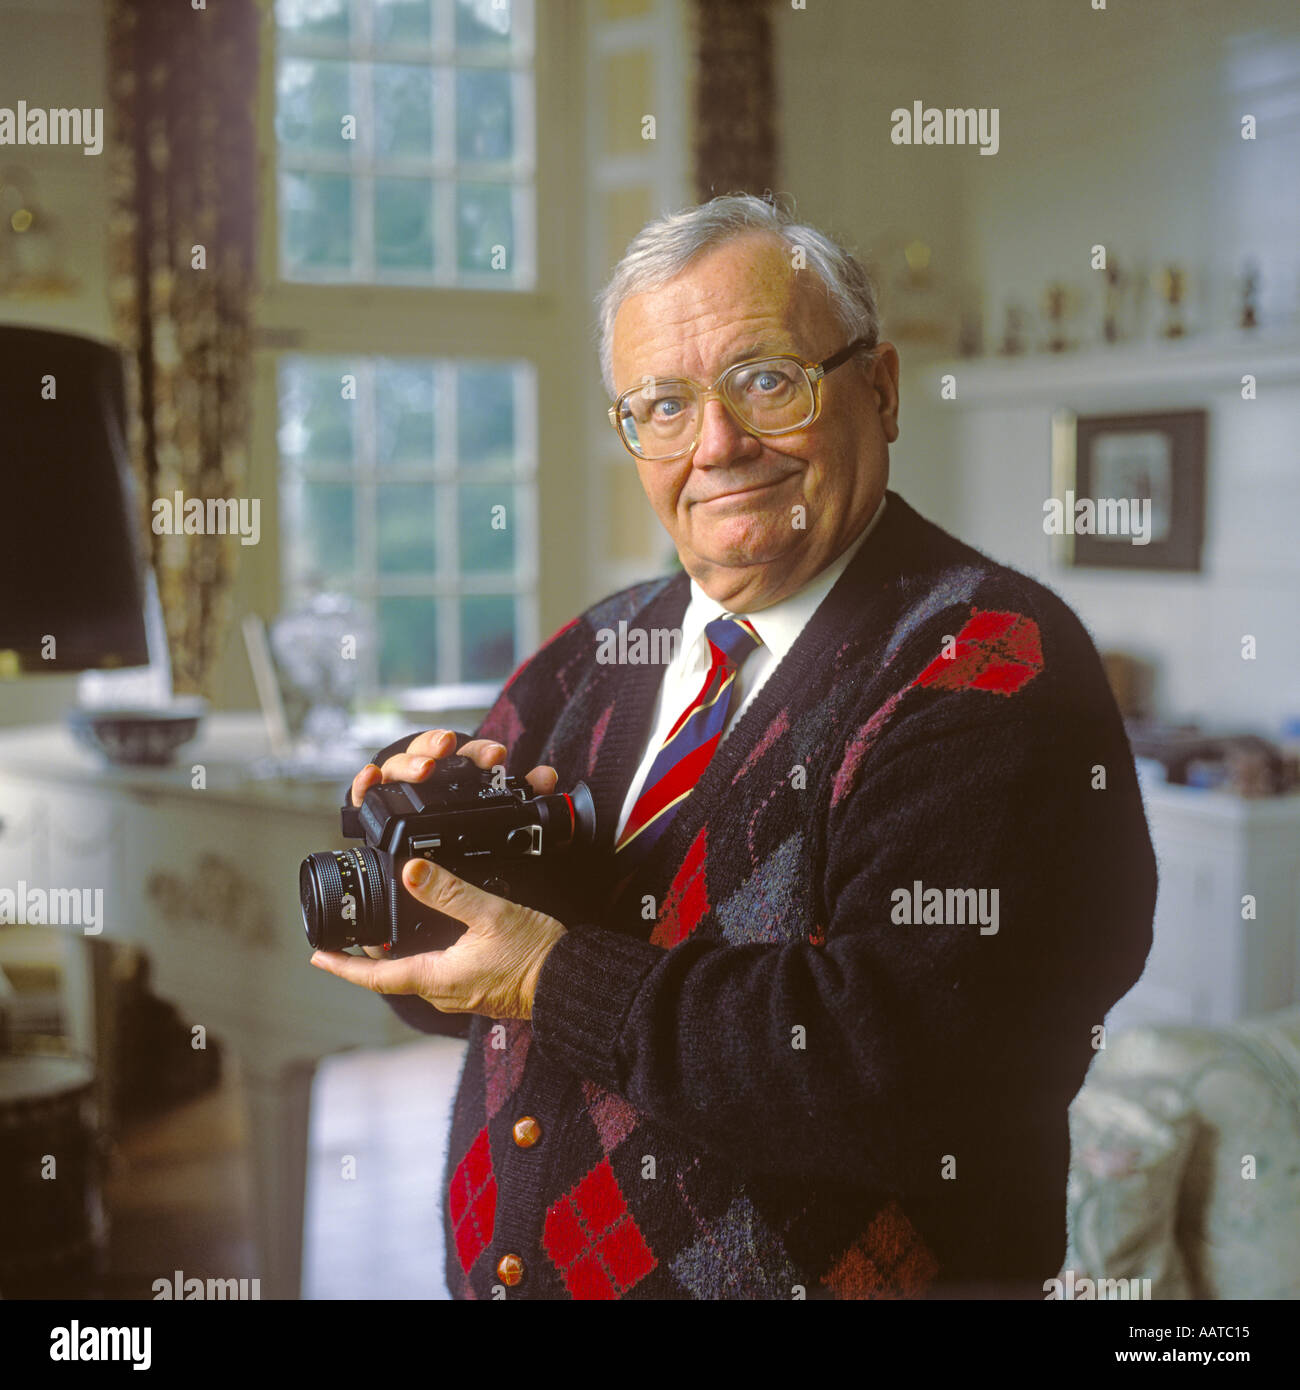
top-left (0, 716), bottom-right (409, 1297)
top-left (1107, 775), bottom-right (1300, 1032)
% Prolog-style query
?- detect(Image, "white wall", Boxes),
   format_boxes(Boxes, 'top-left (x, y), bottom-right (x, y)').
top-left (777, 0), bottom-right (1300, 732)
top-left (947, 0), bottom-right (1300, 730)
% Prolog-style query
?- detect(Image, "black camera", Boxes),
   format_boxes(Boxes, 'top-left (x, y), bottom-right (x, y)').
top-left (299, 755), bottom-right (596, 953)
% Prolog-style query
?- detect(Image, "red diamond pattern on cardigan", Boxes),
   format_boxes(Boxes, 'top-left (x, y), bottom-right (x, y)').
top-left (542, 1156), bottom-right (658, 1299)
top-left (650, 825), bottom-right (709, 948)
top-left (581, 1079), bottom-right (639, 1154)
top-left (483, 1019), bottom-right (531, 1120)
top-left (911, 608), bottom-right (1043, 697)
top-left (449, 1126), bottom-right (497, 1273)
top-left (819, 1199), bottom-right (940, 1299)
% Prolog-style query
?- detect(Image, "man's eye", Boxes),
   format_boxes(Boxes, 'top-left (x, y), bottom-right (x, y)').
top-left (738, 366), bottom-right (795, 394)
top-left (650, 397), bottom-right (685, 420)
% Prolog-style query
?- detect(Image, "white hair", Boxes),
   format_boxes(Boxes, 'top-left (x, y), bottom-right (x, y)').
top-left (595, 192), bottom-right (881, 398)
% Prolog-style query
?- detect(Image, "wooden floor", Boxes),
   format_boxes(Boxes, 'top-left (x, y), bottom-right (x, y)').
top-left (100, 1039), bottom-right (466, 1300)
top-left (100, 1058), bottom-right (259, 1299)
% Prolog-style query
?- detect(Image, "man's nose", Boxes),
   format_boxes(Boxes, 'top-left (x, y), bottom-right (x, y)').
top-left (691, 396), bottom-right (761, 468)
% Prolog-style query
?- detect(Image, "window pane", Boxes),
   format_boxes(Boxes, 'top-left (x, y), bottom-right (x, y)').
top-left (286, 481), bottom-right (355, 586)
top-left (276, 0), bottom-right (350, 41)
top-left (276, 58), bottom-right (353, 153)
top-left (456, 69), bottom-right (512, 165)
top-left (456, 182), bottom-right (514, 275)
top-left (376, 484), bottom-right (437, 574)
top-left (374, 0), bottom-right (432, 46)
top-left (455, 0), bottom-right (514, 50)
top-left (279, 359), bottom-right (354, 466)
top-left (457, 484), bottom-right (516, 574)
top-left (375, 361), bottom-right (436, 469)
top-left (374, 63), bottom-right (435, 160)
top-left (379, 597), bottom-right (440, 687)
top-left (460, 595), bottom-right (515, 681)
top-left (276, 2), bottom-right (535, 286)
top-left (281, 171), bottom-right (352, 272)
top-left (375, 176), bottom-right (435, 271)
top-left (457, 365), bottom-right (516, 467)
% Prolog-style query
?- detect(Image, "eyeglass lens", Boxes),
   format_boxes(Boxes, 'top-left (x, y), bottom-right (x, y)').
top-left (618, 357), bottom-right (815, 458)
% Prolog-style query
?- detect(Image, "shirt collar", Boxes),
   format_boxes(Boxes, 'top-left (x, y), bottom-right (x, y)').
top-left (679, 493), bottom-right (888, 666)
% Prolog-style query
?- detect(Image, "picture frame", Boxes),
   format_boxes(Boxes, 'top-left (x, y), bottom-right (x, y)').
top-left (1049, 408), bottom-right (1207, 571)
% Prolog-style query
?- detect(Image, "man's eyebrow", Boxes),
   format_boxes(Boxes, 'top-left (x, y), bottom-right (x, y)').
top-left (646, 342), bottom-right (794, 382)
top-left (720, 342), bottom-right (791, 368)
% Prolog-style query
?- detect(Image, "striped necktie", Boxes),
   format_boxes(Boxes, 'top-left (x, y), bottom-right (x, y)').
top-left (615, 613), bottom-right (764, 863)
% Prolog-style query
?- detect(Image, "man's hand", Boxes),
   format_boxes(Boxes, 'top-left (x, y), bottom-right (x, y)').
top-left (348, 727), bottom-right (558, 812)
top-left (309, 856), bottom-right (567, 1020)
top-left (309, 728), bottom-right (566, 1019)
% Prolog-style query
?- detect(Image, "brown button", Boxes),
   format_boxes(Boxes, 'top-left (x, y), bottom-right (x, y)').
top-left (512, 1116), bottom-right (541, 1148)
top-left (497, 1253), bottom-right (524, 1286)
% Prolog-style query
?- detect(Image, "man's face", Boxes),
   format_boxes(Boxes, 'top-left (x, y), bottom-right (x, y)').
top-left (610, 231), bottom-right (900, 612)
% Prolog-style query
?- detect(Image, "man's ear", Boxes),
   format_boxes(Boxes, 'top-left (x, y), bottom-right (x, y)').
top-left (869, 343), bottom-right (901, 443)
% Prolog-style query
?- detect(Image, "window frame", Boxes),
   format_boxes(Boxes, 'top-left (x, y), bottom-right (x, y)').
top-left (248, 0), bottom-right (590, 707)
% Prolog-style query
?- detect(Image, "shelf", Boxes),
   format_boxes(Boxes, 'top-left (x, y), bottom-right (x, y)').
top-left (919, 332), bottom-right (1300, 407)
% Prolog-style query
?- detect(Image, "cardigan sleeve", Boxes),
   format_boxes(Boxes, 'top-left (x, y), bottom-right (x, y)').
top-left (529, 688), bottom-right (1157, 1191)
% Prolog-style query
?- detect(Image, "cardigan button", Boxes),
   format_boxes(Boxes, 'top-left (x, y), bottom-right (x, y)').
top-left (496, 1253), bottom-right (524, 1286)
top-left (512, 1116), bottom-right (541, 1148)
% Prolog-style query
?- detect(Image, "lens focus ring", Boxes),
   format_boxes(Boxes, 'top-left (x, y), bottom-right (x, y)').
top-left (300, 846), bottom-right (384, 951)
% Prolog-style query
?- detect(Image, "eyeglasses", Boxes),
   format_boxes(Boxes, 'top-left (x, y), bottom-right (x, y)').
top-left (608, 338), bottom-right (876, 462)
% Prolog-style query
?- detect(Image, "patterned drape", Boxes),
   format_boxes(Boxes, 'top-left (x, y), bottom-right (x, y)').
top-left (105, 0), bottom-right (259, 696)
top-left (690, 0), bottom-right (779, 202)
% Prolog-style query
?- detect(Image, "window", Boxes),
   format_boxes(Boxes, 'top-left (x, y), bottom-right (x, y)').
top-left (275, 0), bottom-right (536, 287)
top-left (268, 0), bottom-right (549, 700)
top-left (277, 354), bottom-right (537, 689)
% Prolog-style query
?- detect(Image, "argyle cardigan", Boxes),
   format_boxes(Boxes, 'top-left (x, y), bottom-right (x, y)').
top-left (380, 489), bottom-right (1157, 1300)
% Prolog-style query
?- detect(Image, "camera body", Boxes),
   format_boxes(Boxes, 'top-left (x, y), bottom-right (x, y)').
top-left (299, 755), bottom-right (596, 953)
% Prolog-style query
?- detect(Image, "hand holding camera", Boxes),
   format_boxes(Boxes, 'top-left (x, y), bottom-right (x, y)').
top-left (348, 729), bottom-right (565, 953)
top-left (303, 729), bottom-right (595, 1021)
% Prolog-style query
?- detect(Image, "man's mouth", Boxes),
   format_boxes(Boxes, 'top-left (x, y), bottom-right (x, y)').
top-left (694, 476), bottom-right (795, 505)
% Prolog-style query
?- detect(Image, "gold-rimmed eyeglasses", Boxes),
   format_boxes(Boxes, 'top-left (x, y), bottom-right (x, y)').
top-left (608, 337), bottom-right (877, 462)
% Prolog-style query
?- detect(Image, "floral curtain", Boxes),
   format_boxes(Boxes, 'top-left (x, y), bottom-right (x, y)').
top-left (690, 0), bottom-right (779, 202)
top-left (105, 0), bottom-right (259, 696)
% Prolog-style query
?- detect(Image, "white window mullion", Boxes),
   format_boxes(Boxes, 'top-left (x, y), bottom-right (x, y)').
top-left (355, 3), bottom-right (376, 280)
top-left (438, 361), bottom-right (461, 683)
top-left (356, 360), bottom-right (379, 697)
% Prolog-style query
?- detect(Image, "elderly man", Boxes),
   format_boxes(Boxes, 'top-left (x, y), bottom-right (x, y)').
top-left (311, 193), bottom-right (1156, 1300)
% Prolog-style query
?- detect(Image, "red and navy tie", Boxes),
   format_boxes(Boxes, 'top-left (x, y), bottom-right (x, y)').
top-left (616, 613), bottom-right (764, 864)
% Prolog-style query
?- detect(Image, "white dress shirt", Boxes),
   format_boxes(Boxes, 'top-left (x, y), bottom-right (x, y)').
top-left (615, 494), bottom-right (888, 841)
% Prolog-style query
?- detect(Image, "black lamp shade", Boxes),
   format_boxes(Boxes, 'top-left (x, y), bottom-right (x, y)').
top-left (0, 324), bottom-right (149, 673)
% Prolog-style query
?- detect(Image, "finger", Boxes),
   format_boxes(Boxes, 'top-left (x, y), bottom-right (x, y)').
top-left (350, 763), bottom-right (382, 808)
top-left (456, 738), bottom-right (508, 770)
top-left (379, 752), bottom-right (442, 784)
top-left (525, 765), bottom-right (558, 794)
top-left (401, 857), bottom-right (500, 930)
top-left (309, 949), bottom-right (430, 996)
top-left (404, 729), bottom-right (457, 759)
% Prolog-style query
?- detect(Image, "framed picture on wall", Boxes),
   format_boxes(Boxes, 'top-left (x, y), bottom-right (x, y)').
top-left (1048, 408), bottom-right (1207, 571)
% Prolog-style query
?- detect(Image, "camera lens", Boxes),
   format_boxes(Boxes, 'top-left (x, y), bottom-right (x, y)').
top-left (299, 846), bottom-right (387, 951)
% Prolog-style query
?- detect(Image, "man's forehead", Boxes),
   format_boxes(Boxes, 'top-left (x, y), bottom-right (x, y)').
top-left (612, 242), bottom-right (826, 385)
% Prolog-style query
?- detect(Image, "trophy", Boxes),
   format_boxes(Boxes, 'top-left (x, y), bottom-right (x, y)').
top-left (1040, 282), bottom-right (1081, 353)
top-left (1155, 265), bottom-right (1188, 339)
top-left (1238, 259), bottom-right (1260, 331)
